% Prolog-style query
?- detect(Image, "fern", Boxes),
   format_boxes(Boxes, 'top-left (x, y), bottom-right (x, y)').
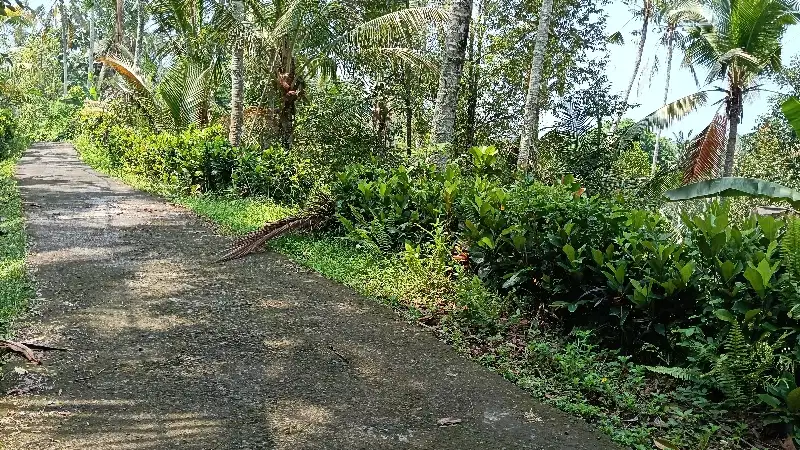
top-left (644, 365), bottom-right (705, 384)
top-left (709, 322), bottom-right (780, 407)
top-left (783, 217), bottom-right (800, 280)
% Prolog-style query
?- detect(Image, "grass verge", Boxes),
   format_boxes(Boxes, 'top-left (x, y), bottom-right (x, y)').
top-left (0, 148), bottom-right (32, 337)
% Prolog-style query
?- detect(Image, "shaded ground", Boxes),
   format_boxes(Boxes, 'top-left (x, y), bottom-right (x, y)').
top-left (0, 143), bottom-right (620, 449)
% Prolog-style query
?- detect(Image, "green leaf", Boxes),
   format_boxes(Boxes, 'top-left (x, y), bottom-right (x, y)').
top-left (679, 260), bottom-right (695, 283)
top-left (744, 309), bottom-right (762, 323)
top-left (591, 249), bottom-right (604, 266)
top-left (787, 387), bottom-right (800, 412)
top-left (479, 236), bottom-right (495, 249)
top-left (781, 97), bottom-right (800, 136)
top-left (757, 394), bottom-right (782, 409)
top-left (665, 178), bottom-right (800, 209)
top-left (744, 265), bottom-right (766, 297)
top-left (563, 244), bottom-right (576, 262)
top-left (718, 259), bottom-right (740, 282)
top-left (715, 309), bottom-right (735, 323)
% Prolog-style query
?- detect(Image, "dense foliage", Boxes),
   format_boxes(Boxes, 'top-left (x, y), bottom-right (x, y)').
top-left (4, 0), bottom-right (800, 447)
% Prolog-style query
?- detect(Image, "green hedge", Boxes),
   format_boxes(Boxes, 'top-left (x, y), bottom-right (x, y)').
top-left (75, 109), bottom-right (318, 203)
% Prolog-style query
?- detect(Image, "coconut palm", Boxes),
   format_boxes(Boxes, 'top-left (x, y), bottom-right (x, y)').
top-left (228, 0), bottom-right (245, 146)
top-left (627, 0), bottom-right (800, 184)
top-left (609, 0), bottom-right (655, 136)
top-left (650, 1), bottom-right (701, 173)
top-left (244, 0), bottom-right (446, 149)
top-left (516, 0), bottom-right (555, 170)
top-left (431, 0), bottom-right (472, 147)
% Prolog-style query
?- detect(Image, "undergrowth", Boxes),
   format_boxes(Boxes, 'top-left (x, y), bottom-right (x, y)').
top-left (0, 146), bottom-right (32, 337)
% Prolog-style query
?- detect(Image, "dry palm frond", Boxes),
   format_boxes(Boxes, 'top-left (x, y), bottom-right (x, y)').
top-left (682, 113), bottom-right (727, 183)
top-left (216, 194), bottom-right (335, 262)
top-left (638, 113), bottom-right (728, 200)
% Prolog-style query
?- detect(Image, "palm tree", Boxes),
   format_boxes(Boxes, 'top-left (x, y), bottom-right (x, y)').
top-left (610, 0), bottom-right (655, 136)
top-left (60, 0), bottom-right (67, 96)
top-left (116, 0), bottom-right (124, 47)
top-left (516, 0), bottom-right (555, 170)
top-left (628, 0), bottom-right (799, 181)
top-left (650, 2), bottom-right (700, 174)
top-left (229, 0), bottom-right (245, 146)
top-left (431, 0), bottom-right (472, 147)
top-left (246, 0), bottom-right (446, 148)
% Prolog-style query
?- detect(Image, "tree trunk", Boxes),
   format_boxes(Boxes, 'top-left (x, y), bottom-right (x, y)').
top-left (431, 0), bottom-right (473, 150)
top-left (134, 0), bottom-right (146, 68)
top-left (88, 6), bottom-right (95, 88)
top-left (115, 0), bottom-right (124, 48)
top-left (464, 0), bottom-right (483, 152)
top-left (517, 0), bottom-right (554, 170)
top-left (723, 85), bottom-right (742, 177)
top-left (610, 0), bottom-right (651, 137)
top-left (276, 42), bottom-right (299, 150)
top-left (228, 0), bottom-right (245, 146)
top-left (652, 27), bottom-right (674, 175)
top-left (404, 67), bottom-right (413, 156)
top-left (61, 0), bottom-right (68, 97)
top-left (403, 0), bottom-right (412, 156)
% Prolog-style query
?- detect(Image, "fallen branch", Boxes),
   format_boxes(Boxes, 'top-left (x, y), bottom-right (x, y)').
top-left (0, 340), bottom-right (40, 364)
top-left (20, 341), bottom-right (70, 352)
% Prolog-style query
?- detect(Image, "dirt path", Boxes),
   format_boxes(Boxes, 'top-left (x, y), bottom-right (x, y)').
top-left (0, 143), bottom-right (620, 449)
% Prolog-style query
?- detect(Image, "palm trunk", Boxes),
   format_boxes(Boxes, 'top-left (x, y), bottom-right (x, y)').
top-left (61, 0), bottom-right (68, 97)
top-left (517, 0), bottom-right (554, 170)
top-left (134, 0), bottom-right (146, 68)
top-left (276, 42), bottom-right (298, 150)
top-left (115, 0), bottom-right (124, 48)
top-left (723, 85), bottom-right (742, 177)
top-left (610, 0), bottom-right (651, 137)
top-left (404, 67), bottom-right (413, 156)
top-left (431, 0), bottom-right (473, 150)
top-left (464, 0), bottom-right (483, 152)
top-left (404, 0), bottom-right (413, 156)
top-left (228, 0), bottom-right (245, 146)
top-left (652, 28), bottom-right (674, 175)
top-left (88, 6), bottom-right (95, 88)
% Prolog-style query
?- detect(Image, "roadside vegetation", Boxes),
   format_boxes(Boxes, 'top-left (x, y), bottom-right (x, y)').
top-left (3, 0), bottom-right (800, 448)
top-left (0, 108), bottom-right (32, 337)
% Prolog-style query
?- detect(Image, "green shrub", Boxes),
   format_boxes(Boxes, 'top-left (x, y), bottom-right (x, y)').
top-left (0, 108), bottom-right (17, 159)
top-left (75, 109), bottom-right (317, 203)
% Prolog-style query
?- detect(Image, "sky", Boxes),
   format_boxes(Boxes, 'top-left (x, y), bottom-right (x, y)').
top-left (604, 1), bottom-right (800, 137)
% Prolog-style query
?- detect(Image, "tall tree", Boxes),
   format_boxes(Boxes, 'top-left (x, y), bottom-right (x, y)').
top-left (229, 0), bottom-right (244, 146)
top-left (610, 0), bottom-right (654, 136)
top-left (88, 2), bottom-right (95, 87)
top-left (650, 3), bottom-right (698, 174)
top-left (134, 0), bottom-right (146, 67)
top-left (431, 0), bottom-right (473, 147)
top-left (463, 0), bottom-right (484, 152)
top-left (516, 0), bottom-right (554, 170)
top-left (60, 0), bottom-right (67, 96)
top-left (115, 0), bottom-right (123, 47)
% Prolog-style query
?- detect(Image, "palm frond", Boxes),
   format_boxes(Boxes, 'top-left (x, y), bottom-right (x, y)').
top-left (682, 113), bottom-right (727, 183)
top-left (344, 7), bottom-right (448, 49)
top-left (616, 91), bottom-right (708, 148)
top-left (216, 194), bottom-right (335, 262)
top-left (357, 47), bottom-right (439, 73)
